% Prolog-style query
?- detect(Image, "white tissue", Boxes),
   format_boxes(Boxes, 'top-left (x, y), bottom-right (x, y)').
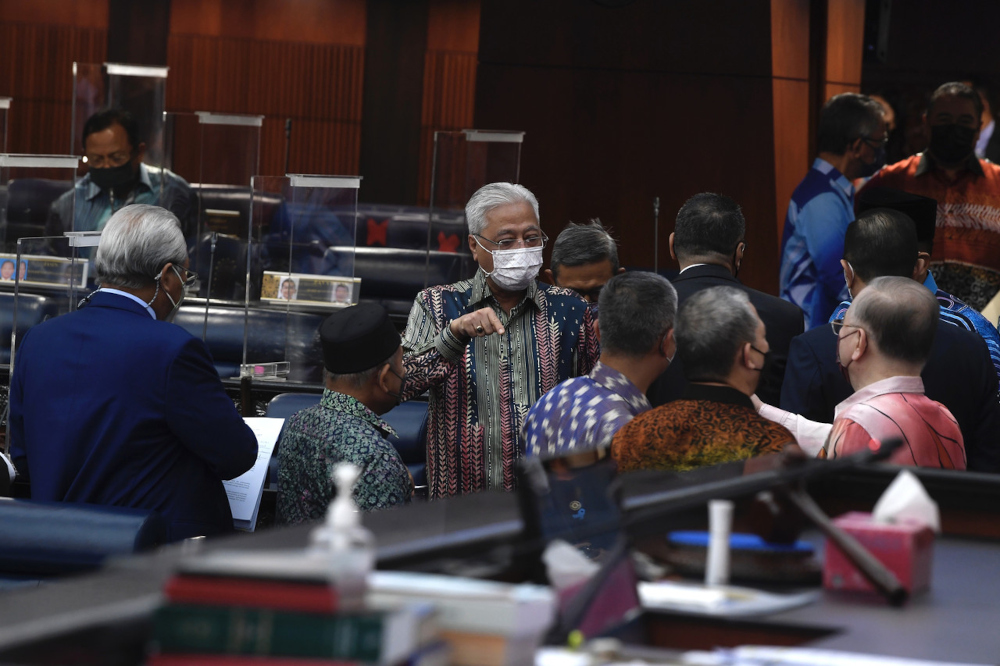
top-left (872, 470), bottom-right (940, 533)
top-left (542, 539), bottom-right (600, 591)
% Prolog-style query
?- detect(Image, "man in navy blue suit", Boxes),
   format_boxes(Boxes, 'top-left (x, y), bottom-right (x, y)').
top-left (9, 204), bottom-right (258, 541)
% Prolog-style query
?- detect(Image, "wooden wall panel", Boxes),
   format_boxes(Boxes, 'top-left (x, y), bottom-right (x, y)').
top-left (825, 0), bottom-right (865, 88)
top-left (167, 34), bottom-right (364, 178)
top-left (170, 0), bottom-right (365, 46)
top-left (0, 21), bottom-right (107, 154)
top-left (0, 0), bottom-right (107, 29)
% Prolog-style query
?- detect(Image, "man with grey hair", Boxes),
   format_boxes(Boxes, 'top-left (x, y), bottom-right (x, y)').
top-left (613, 286), bottom-right (794, 472)
top-left (543, 219), bottom-right (624, 304)
top-left (761, 277), bottom-right (965, 468)
top-left (402, 182), bottom-right (599, 498)
top-left (9, 204), bottom-right (257, 541)
top-left (521, 272), bottom-right (677, 460)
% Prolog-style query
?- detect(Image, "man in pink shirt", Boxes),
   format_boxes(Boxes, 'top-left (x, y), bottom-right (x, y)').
top-left (826, 276), bottom-right (965, 468)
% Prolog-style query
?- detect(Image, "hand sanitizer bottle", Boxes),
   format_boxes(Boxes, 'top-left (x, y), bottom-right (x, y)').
top-left (309, 463), bottom-right (374, 609)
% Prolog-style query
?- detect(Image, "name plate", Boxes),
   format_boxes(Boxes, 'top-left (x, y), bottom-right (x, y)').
top-left (260, 271), bottom-right (359, 309)
top-left (0, 253), bottom-right (88, 288)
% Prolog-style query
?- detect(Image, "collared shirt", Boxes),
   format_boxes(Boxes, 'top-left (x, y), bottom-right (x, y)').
top-left (47, 164), bottom-right (196, 235)
top-left (977, 120), bottom-right (995, 159)
top-left (824, 376), bottom-right (965, 469)
top-left (402, 270), bottom-right (599, 498)
top-left (612, 383), bottom-right (793, 473)
top-left (276, 390), bottom-right (411, 523)
top-left (100, 288), bottom-right (157, 319)
top-left (864, 152), bottom-right (1000, 308)
top-left (521, 361), bottom-right (650, 458)
top-left (829, 289), bottom-right (1000, 388)
top-left (780, 158), bottom-right (855, 329)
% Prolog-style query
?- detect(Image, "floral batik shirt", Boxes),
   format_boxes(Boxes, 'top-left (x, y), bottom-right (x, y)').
top-left (277, 390), bottom-right (412, 523)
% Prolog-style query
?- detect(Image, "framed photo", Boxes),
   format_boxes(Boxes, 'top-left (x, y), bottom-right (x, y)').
top-left (261, 271), bottom-right (360, 309)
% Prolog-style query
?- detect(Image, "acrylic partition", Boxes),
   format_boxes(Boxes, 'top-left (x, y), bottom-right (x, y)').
top-left (164, 111), bottom-right (263, 302)
top-left (218, 174), bottom-right (363, 386)
top-left (0, 98), bottom-right (10, 152)
top-left (71, 62), bottom-right (168, 168)
top-left (428, 130), bottom-right (525, 287)
top-left (0, 154), bottom-right (80, 254)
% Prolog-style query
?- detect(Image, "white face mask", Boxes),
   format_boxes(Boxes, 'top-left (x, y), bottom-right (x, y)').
top-left (479, 244), bottom-right (543, 292)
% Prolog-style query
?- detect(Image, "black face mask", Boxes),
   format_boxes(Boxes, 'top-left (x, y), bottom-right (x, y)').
top-left (857, 145), bottom-right (886, 178)
top-left (929, 124), bottom-right (977, 165)
top-left (89, 161), bottom-right (136, 191)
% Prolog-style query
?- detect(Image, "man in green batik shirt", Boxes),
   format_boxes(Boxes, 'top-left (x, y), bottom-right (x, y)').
top-left (277, 303), bottom-right (412, 522)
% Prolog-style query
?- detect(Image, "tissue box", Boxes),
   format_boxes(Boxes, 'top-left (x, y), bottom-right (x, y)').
top-left (823, 511), bottom-right (934, 594)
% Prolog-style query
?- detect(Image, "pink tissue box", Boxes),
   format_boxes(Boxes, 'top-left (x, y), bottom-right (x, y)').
top-left (823, 511), bottom-right (934, 595)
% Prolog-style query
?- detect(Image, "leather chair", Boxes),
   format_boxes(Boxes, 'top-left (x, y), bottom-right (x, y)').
top-left (264, 394), bottom-right (429, 489)
top-left (2, 178), bottom-right (73, 251)
top-left (0, 292), bottom-right (66, 365)
top-left (0, 499), bottom-right (167, 586)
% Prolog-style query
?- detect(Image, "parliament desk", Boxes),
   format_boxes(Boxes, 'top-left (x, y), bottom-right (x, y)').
top-left (0, 466), bottom-right (998, 664)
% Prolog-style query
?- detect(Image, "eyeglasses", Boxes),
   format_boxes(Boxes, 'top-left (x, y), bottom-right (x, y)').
top-left (171, 264), bottom-right (199, 289)
top-left (861, 134), bottom-right (889, 149)
top-left (474, 231), bottom-right (548, 251)
top-left (83, 151), bottom-right (132, 169)
top-left (830, 319), bottom-right (863, 339)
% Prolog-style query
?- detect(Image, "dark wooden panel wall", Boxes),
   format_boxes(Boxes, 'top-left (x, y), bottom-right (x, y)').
top-left (475, 0), bottom-right (782, 294)
top-left (0, 0), bottom-right (108, 155)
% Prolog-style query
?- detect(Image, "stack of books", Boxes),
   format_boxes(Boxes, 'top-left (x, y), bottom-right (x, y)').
top-left (148, 551), bottom-right (446, 666)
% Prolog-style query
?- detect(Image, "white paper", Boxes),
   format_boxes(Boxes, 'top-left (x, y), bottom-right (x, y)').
top-left (224, 417), bottom-right (283, 531)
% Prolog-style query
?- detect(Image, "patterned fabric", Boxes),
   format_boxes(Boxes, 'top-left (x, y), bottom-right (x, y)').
top-left (47, 164), bottom-right (196, 236)
top-left (402, 270), bottom-right (599, 498)
top-left (829, 285), bottom-right (1000, 387)
top-left (823, 376), bottom-right (966, 469)
top-left (612, 384), bottom-right (794, 473)
top-left (863, 152), bottom-right (1000, 310)
top-left (521, 361), bottom-right (651, 457)
top-left (780, 158), bottom-right (855, 329)
top-left (277, 390), bottom-right (412, 523)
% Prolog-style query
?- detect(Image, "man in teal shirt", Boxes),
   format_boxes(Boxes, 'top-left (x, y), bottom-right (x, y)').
top-left (277, 303), bottom-right (412, 522)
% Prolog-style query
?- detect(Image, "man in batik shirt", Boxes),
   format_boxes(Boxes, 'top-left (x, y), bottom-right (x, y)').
top-left (521, 272), bottom-right (677, 460)
top-left (278, 303), bottom-right (412, 522)
top-left (402, 183), bottom-right (599, 498)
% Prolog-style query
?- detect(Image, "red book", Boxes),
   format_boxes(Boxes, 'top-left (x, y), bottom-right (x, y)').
top-left (163, 575), bottom-right (339, 614)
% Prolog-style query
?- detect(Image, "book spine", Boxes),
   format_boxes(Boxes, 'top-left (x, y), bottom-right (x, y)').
top-left (154, 605), bottom-right (387, 662)
top-left (164, 576), bottom-right (339, 613)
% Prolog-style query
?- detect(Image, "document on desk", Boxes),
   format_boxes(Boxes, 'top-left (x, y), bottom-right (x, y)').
top-left (223, 417), bottom-right (284, 532)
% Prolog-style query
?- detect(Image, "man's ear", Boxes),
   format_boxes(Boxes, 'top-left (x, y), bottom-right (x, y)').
top-left (468, 234), bottom-right (479, 260)
top-left (135, 141), bottom-right (147, 164)
top-left (841, 259), bottom-right (854, 289)
top-left (617, 266), bottom-right (626, 275)
top-left (913, 252), bottom-right (931, 282)
top-left (376, 363), bottom-right (393, 394)
top-left (852, 329), bottom-right (868, 361)
top-left (668, 232), bottom-right (677, 262)
top-left (661, 328), bottom-right (676, 359)
top-left (542, 268), bottom-right (556, 286)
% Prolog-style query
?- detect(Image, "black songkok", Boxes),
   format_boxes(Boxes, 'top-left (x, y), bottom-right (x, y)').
top-left (857, 187), bottom-right (938, 246)
top-left (320, 303), bottom-right (400, 374)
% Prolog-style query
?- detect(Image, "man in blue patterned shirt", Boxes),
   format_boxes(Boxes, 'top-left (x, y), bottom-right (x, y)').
top-left (46, 108), bottom-right (195, 241)
top-left (521, 272), bottom-right (677, 460)
top-left (780, 93), bottom-right (886, 329)
top-left (277, 303), bottom-right (412, 522)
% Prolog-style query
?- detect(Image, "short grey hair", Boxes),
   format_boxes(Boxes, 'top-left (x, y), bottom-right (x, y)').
top-left (551, 219), bottom-right (620, 278)
top-left (95, 204), bottom-right (187, 288)
top-left (676, 286), bottom-right (758, 382)
top-left (597, 272), bottom-right (677, 357)
top-left (850, 276), bottom-right (939, 366)
top-left (465, 182), bottom-right (540, 236)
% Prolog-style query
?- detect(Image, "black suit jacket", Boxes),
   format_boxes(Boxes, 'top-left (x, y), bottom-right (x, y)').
top-left (780, 320), bottom-right (1000, 473)
top-left (648, 264), bottom-right (805, 407)
top-left (984, 127), bottom-right (1000, 165)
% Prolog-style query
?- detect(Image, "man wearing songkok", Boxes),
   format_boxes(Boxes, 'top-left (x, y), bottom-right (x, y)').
top-left (8, 204), bottom-right (257, 542)
top-left (278, 303), bottom-right (412, 522)
top-left (544, 218), bottom-right (624, 305)
top-left (612, 286), bottom-right (794, 473)
top-left (401, 182), bottom-right (599, 498)
top-left (649, 192), bottom-right (803, 407)
top-left (521, 272), bottom-right (677, 460)
top-left (777, 206), bottom-right (1000, 471)
top-left (766, 278), bottom-right (965, 468)
top-left (780, 93), bottom-right (887, 328)
top-left (848, 187), bottom-right (1000, 384)
top-left (863, 82), bottom-right (1000, 310)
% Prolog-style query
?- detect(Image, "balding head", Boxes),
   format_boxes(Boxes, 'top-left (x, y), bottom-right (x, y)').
top-left (849, 276), bottom-right (938, 367)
